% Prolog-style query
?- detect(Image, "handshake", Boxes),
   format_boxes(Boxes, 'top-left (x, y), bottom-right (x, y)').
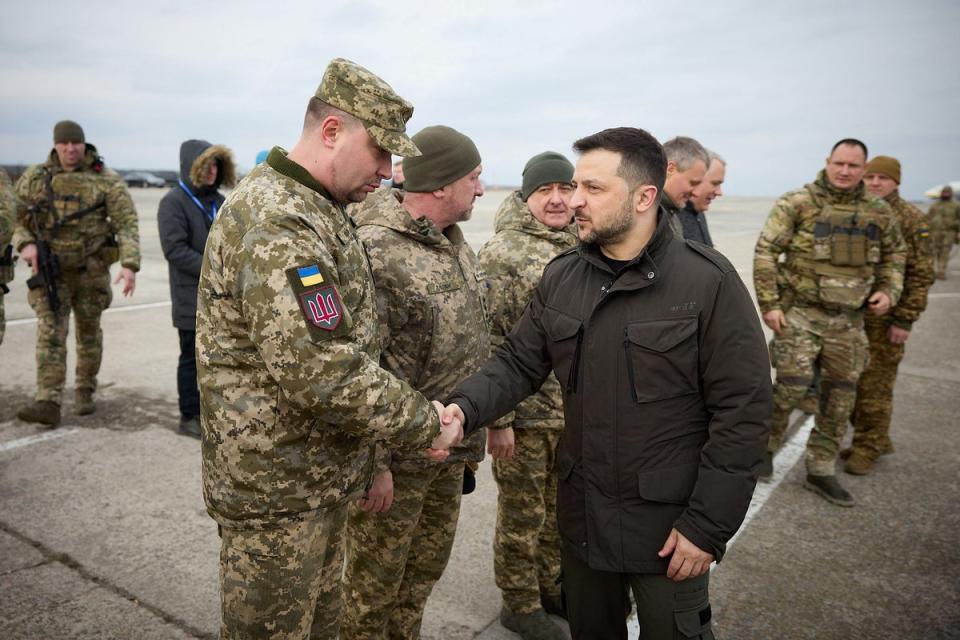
top-left (427, 401), bottom-right (466, 462)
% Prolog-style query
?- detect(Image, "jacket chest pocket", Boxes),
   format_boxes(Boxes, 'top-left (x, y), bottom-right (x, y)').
top-left (623, 316), bottom-right (699, 403)
top-left (541, 306), bottom-right (584, 393)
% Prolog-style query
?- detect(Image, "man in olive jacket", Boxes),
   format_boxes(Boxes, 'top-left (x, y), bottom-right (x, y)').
top-left (442, 128), bottom-right (771, 639)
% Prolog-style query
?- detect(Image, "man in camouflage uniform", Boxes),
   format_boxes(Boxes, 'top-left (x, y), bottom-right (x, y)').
top-left (841, 156), bottom-right (935, 475)
top-left (661, 136), bottom-right (709, 239)
top-left (754, 138), bottom-right (906, 506)
top-left (479, 151), bottom-right (577, 640)
top-left (13, 121), bottom-right (140, 425)
top-left (927, 186), bottom-right (960, 278)
top-left (341, 125), bottom-right (489, 640)
top-left (0, 168), bottom-right (16, 344)
top-left (197, 59), bottom-right (461, 640)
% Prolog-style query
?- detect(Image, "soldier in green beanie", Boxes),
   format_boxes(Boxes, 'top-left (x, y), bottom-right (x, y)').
top-left (481, 150), bottom-right (578, 640)
top-left (341, 124), bottom-right (487, 640)
top-left (13, 120), bottom-right (140, 424)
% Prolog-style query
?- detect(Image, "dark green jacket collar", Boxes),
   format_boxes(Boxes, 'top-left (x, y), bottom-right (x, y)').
top-left (266, 147), bottom-right (334, 201)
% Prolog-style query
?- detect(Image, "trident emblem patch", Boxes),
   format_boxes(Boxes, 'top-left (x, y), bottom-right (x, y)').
top-left (299, 285), bottom-right (343, 331)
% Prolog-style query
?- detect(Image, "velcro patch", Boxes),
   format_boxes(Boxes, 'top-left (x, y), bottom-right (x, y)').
top-left (299, 285), bottom-right (343, 331)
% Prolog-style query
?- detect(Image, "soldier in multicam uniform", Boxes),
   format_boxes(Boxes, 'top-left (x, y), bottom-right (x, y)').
top-left (13, 121), bottom-right (140, 425)
top-left (196, 59), bottom-right (461, 640)
top-left (479, 151), bottom-right (577, 640)
top-left (754, 138), bottom-right (906, 506)
top-left (341, 125), bottom-right (489, 640)
top-left (840, 156), bottom-right (935, 475)
top-left (927, 185), bottom-right (960, 279)
top-left (0, 168), bottom-right (16, 344)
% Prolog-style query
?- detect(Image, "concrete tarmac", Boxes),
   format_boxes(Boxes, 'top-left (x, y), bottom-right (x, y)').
top-left (1, 188), bottom-right (958, 639)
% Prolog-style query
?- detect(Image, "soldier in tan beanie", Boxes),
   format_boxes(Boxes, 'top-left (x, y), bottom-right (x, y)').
top-left (842, 155), bottom-right (935, 474)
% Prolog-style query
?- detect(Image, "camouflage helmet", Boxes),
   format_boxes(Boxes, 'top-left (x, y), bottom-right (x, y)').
top-left (316, 58), bottom-right (421, 158)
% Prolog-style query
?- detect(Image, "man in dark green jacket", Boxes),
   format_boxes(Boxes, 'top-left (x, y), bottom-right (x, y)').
top-left (442, 127), bottom-right (771, 639)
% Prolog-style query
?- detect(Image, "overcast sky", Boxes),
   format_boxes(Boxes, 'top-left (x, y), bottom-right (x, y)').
top-left (1, 0), bottom-right (957, 198)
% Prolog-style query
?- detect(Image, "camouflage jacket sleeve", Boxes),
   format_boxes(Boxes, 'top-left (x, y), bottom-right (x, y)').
top-left (873, 202), bottom-right (907, 307)
top-left (0, 170), bottom-right (15, 247)
top-left (752, 194), bottom-right (798, 314)
top-left (891, 206), bottom-right (936, 329)
top-left (227, 215), bottom-right (439, 451)
top-left (479, 246), bottom-right (524, 429)
top-left (103, 174), bottom-right (141, 271)
top-left (11, 166), bottom-right (42, 251)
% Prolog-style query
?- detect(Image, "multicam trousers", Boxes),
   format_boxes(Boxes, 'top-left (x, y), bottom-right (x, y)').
top-left (342, 462), bottom-right (464, 640)
top-left (493, 426), bottom-right (562, 614)
top-left (27, 264), bottom-right (112, 403)
top-left (850, 318), bottom-right (903, 460)
top-left (219, 506), bottom-right (346, 640)
top-left (769, 305), bottom-right (869, 476)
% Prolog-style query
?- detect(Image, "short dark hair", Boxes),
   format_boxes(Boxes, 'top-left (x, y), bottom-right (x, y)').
top-left (573, 127), bottom-right (666, 204)
top-left (830, 138), bottom-right (868, 159)
top-left (303, 97), bottom-right (359, 131)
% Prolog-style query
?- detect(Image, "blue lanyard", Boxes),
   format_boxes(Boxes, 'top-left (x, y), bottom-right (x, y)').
top-left (178, 179), bottom-right (218, 222)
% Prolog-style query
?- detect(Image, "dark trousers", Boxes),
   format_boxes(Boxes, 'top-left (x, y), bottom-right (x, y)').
top-left (561, 542), bottom-right (714, 639)
top-left (177, 329), bottom-right (200, 418)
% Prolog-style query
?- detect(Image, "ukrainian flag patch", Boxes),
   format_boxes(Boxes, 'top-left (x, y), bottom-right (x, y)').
top-left (297, 264), bottom-right (324, 287)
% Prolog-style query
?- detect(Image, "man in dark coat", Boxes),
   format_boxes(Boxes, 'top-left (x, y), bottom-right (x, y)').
top-left (158, 140), bottom-right (235, 437)
top-left (441, 128), bottom-right (770, 639)
top-left (678, 151), bottom-right (725, 247)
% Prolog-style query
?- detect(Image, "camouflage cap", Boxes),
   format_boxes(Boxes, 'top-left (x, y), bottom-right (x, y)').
top-left (316, 58), bottom-right (421, 158)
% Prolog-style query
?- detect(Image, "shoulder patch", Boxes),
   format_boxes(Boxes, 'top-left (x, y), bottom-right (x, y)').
top-left (684, 240), bottom-right (734, 272)
top-left (285, 263), bottom-right (350, 339)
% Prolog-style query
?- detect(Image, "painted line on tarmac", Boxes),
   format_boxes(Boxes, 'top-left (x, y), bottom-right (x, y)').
top-left (625, 415), bottom-right (814, 638)
top-left (726, 413), bottom-right (814, 550)
top-left (7, 300), bottom-right (171, 326)
top-left (927, 292), bottom-right (960, 299)
top-left (0, 427), bottom-right (80, 453)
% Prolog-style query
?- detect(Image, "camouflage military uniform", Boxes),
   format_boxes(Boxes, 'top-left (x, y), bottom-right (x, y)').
top-left (927, 198), bottom-right (960, 277)
top-left (479, 191), bottom-right (577, 615)
top-left (754, 171), bottom-right (906, 476)
top-left (341, 188), bottom-right (490, 640)
top-left (850, 192), bottom-right (935, 459)
top-left (12, 146), bottom-right (140, 403)
top-left (0, 168), bottom-right (16, 344)
top-left (198, 149), bottom-right (441, 640)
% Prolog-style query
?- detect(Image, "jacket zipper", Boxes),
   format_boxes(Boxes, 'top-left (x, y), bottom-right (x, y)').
top-left (624, 329), bottom-right (639, 403)
top-left (566, 327), bottom-right (584, 393)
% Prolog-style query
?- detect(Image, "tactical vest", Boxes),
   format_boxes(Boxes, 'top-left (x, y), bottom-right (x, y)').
top-left (34, 168), bottom-right (116, 270)
top-left (791, 192), bottom-right (882, 311)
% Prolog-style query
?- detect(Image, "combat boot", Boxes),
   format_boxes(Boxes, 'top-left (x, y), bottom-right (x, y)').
top-left (500, 606), bottom-right (566, 640)
top-left (803, 474), bottom-right (855, 507)
top-left (178, 416), bottom-right (202, 440)
top-left (758, 451), bottom-right (774, 483)
top-left (843, 451), bottom-right (874, 476)
top-left (17, 401), bottom-right (62, 427)
top-left (75, 389), bottom-right (95, 415)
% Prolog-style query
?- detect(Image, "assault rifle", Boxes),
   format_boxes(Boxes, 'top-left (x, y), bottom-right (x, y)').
top-left (25, 204), bottom-right (61, 314)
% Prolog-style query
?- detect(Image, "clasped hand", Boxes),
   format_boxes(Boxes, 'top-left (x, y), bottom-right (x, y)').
top-left (426, 401), bottom-right (465, 462)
